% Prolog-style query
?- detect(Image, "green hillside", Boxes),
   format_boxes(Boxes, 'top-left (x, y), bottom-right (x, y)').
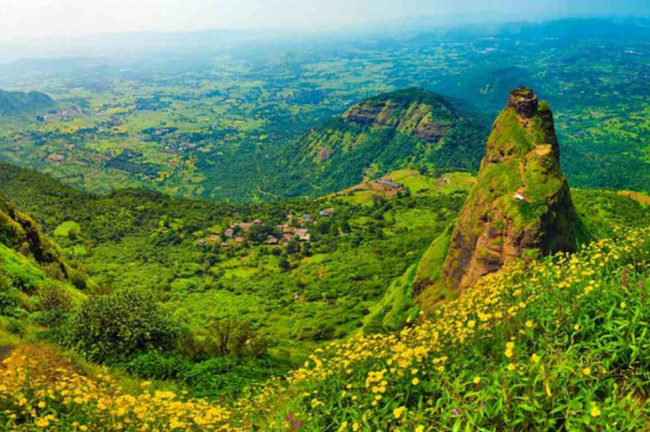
top-left (266, 88), bottom-right (488, 197)
top-left (0, 89), bottom-right (55, 117)
top-left (0, 191), bottom-right (85, 347)
top-left (0, 189), bottom-right (648, 430)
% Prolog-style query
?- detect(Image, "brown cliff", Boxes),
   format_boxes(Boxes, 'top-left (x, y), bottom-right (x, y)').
top-left (437, 87), bottom-right (578, 291)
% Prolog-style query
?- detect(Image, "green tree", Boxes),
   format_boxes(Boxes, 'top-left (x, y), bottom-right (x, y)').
top-left (66, 290), bottom-right (182, 362)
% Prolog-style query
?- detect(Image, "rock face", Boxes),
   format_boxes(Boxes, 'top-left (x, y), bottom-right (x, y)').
top-left (341, 88), bottom-right (461, 143)
top-left (439, 87), bottom-right (577, 290)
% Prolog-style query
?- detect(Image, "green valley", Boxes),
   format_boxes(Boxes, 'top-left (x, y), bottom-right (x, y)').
top-left (1, 10), bottom-right (650, 432)
top-left (0, 19), bottom-right (649, 201)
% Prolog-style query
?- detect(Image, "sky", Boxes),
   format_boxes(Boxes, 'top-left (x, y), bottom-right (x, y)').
top-left (0, 0), bottom-right (649, 41)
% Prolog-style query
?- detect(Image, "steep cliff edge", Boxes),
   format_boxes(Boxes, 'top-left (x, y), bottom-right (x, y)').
top-left (429, 87), bottom-right (578, 293)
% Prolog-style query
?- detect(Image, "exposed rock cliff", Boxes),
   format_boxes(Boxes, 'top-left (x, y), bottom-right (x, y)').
top-left (438, 87), bottom-right (577, 290)
top-left (341, 89), bottom-right (461, 143)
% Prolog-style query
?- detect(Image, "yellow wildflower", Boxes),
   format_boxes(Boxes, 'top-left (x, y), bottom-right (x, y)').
top-left (590, 405), bottom-right (601, 417)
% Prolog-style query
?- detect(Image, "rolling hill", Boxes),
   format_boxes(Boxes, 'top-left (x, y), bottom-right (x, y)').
top-left (0, 88), bottom-right (55, 117)
top-left (266, 88), bottom-right (489, 198)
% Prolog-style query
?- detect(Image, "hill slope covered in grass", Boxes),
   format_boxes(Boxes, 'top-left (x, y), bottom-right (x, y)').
top-left (0, 89), bottom-right (54, 117)
top-left (0, 224), bottom-right (648, 431)
top-left (0, 193), bottom-right (85, 347)
top-left (266, 88), bottom-right (488, 198)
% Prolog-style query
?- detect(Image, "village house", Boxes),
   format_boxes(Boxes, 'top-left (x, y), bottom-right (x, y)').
top-left (234, 236), bottom-right (245, 244)
top-left (46, 153), bottom-right (65, 163)
top-left (238, 222), bottom-right (253, 232)
top-left (295, 228), bottom-right (311, 242)
top-left (267, 235), bottom-right (279, 245)
top-left (253, 219), bottom-right (263, 225)
top-left (224, 228), bottom-right (235, 238)
top-left (376, 178), bottom-right (404, 190)
top-left (319, 208), bottom-right (335, 217)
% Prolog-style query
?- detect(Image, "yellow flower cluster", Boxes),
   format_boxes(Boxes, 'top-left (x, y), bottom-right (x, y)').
top-left (0, 344), bottom-right (237, 431)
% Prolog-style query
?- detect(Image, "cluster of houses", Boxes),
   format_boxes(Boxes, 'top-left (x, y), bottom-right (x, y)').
top-left (267, 224), bottom-right (311, 245)
top-left (196, 208), bottom-right (334, 249)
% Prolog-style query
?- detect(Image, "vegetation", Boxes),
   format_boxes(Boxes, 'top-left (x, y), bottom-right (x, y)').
top-left (0, 18), bottom-right (649, 430)
top-left (1, 225), bottom-right (648, 430)
top-left (0, 89), bottom-right (55, 117)
top-left (0, 19), bottom-right (649, 201)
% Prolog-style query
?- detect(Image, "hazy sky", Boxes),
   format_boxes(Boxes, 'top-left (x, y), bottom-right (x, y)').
top-left (1, 0), bottom-right (649, 40)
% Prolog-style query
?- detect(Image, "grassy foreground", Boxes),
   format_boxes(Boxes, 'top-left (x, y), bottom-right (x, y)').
top-left (1, 226), bottom-right (650, 431)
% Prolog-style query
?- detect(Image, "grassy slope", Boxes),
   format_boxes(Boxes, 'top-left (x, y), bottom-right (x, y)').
top-left (1, 226), bottom-right (648, 431)
top-left (0, 163), bottom-right (470, 355)
top-left (0, 242), bottom-right (83, 343)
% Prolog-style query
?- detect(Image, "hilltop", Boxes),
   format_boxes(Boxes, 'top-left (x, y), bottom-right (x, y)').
top-left (267, 88), bottom-right (488, 197)
top-left (0, 88), bottom-right (54, 117)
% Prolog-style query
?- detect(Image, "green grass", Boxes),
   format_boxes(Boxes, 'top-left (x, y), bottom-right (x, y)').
top-left (53, 221), bottom-right (81, 238)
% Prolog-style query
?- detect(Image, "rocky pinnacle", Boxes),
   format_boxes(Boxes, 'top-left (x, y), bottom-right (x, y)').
top-left (437, 87), bottom-right (578, 291)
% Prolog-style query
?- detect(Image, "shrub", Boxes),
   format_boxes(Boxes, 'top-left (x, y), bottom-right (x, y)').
top-left (211, 318), bottom-right (269, 358)
top-left (0, 289), bottom-right (20, 315)
top-left (68, 268), bottom-right (89, 290)
top-left (126, 350), bottom-right (186, 380)
top-left (37, 285), bottom-right (72, 312)
top-left (6, 318), bottom-right (25, 336)
top-left (66, 290), bottom-right (183, 363)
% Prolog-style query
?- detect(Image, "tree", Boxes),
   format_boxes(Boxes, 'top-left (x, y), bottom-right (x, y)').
top-left (249, 223), bottom-right (273, 243)
top-left (286, 237), bottom-right (301, 254)
top-left (279, 255), bottom-right (291, 272)
top-left (66, 290), bottom-right (182, 362)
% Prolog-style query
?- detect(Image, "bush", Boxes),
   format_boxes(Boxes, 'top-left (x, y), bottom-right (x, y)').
top-left (211, 318), bottom-right (269, 358)
top-left (69, 268), bottom-right (89, 290)
top-left (126, 350), bottom-right (186, 380)
top-left (6, 318), bottom-right (25, 336)
top-left (66, 290), bottom-right (183, 363)
top-left (37, 285), bottom-right (72, 312)
top-left (0, 289), bottom-right (20, 315)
